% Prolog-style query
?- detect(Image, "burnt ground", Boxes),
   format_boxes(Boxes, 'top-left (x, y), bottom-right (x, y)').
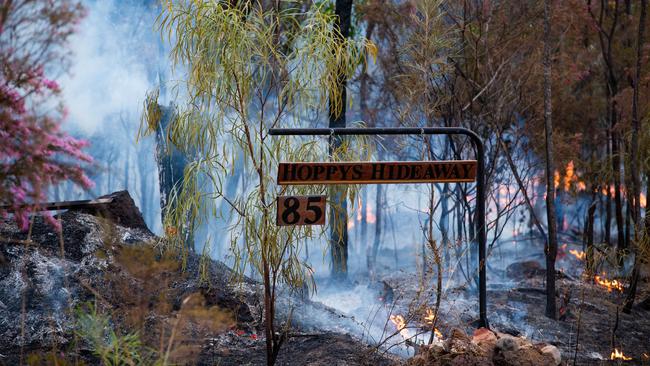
top-left (368, 264), bottom-right (650, 366)
top-left (200, 331), bottom-right (400, 366)
top-left (1, 192), bottom-right (647, 365)
top-left (489, 277), bottom-right (650, 365)
top-left (0, 199), bottom-right (401, 366)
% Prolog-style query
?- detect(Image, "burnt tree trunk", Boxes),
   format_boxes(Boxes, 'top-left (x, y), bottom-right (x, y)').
top-left (623, 0), bottom-right (646, 314)
top-left (585, 196), bottom-right (597, 276)
top-left (440, 182), bottom-right (450, 269)
top-left (369, 146), bottom-right (385, 277)
top-left (612, 112), bottom-right (625, 253)
top-left (359, 20), bottom-right (374, 255)
top-left (605, 135), bottom-right (612, 245)
top-left (630, 0), bottom-right (644, 234)
top-left (600, 1), bottom-right (625, 254)
top-left (154, 104), bottom-right (191, 250)
top-left (543, 0), bottom-right (558, 320)
top-left (328, 0), bottom-right (353, 280)
top-left (369, 184), bottom-right (383, 278)
top-left (625, 198), bottom-right (632, 250)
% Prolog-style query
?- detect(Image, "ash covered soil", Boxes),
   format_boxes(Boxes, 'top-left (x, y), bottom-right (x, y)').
top-left (369, 257), bottom-right (650, 366)
top-left (0, 192), bottom-right (400, 365)
top-left (1, 191), bottom-right (648, 365)
top-left (488, 268), bottom-right (650, 365)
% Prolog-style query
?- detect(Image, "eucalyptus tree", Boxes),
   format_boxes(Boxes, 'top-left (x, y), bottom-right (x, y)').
top-left (141, 1), bottom-right (367, 364)
top-left (328, 0), bottom-right (353, 280)
top-left (542, 0), bottom-right (558, 320)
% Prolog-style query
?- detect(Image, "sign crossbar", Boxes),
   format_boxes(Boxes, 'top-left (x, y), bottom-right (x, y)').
top-left (269, 127), bottom-right (489, 329)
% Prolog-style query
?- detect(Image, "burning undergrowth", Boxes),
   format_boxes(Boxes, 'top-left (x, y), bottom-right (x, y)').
top-left (1, 191), bottom-right (648, 365)
top-left (307, 234), bottom-right (649, 365)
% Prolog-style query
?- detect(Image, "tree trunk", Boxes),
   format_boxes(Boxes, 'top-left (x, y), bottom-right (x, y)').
top-left (359, 20), bottom-right (374, 274)
top-left (605, 177), bottom-right (612, 245)
top-left (585, 196), bottom-right (597, 276)
top-left (625, 199), bottom-right (631, 250)
top-left (154, 104), bottom-right (191, 250)
top-left (612, 113), bottom-right (625, 252)
top-left (440, 183), bottom-right (450, 269)
top-left (328, 0), bottom-right (353, 280)
top-left (623, 0), bottom-right (646, 314)
top-left (369, 184), bottom-right (383, 278)
top-left (543, 0), bottom-right (558, 320)
top-left (123, 151), bottom-right (130, 191)
top-left (630, 0), bottom-right (644, 231)
top-left (605, 126), bottom-right (612, 246)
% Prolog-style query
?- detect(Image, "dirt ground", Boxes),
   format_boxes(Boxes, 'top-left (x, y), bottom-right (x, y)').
top-left (200, 331), bottom-right (400, 366)
top-left (371, 266), bottom-right (650, 365)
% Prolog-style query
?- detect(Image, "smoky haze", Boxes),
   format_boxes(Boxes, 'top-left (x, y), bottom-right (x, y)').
top-left (56, 0), bottom-right (166, 233)
top-left (52, 1), bottom-right (588, 352)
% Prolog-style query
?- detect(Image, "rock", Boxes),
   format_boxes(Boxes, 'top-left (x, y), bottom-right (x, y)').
top-left (493, 345), bottom-right (555, 366)
top-left (408, 329), bottom-right (557, 366)
top-left (406, 344), bottom-right (493, 366)
top-left (540, 345), bottom-right (561, 366)
top-left (495, 336), bottom-right (519, 352)
top-left (446, 328), bottom-right (473, 354)
top-left (0, 195), bottom-right (258, 362)
top-left (76, 190), bottom-right (151, 232)
top-left (473, 327), bottom-right (497, 344)
top-left (506, 261), bottom-right (545, 280)
top-left (473, 327), bottom-right (497, 352)
top-left (493, 334), bottom-right (556, 366)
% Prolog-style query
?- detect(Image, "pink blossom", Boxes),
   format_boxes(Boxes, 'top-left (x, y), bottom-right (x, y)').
top-left (44, 213), bottom-right (62, 231)
top-left (42, 78), bottom-right (60, 92)
top-left (0, 1), bottom-right (89, 232)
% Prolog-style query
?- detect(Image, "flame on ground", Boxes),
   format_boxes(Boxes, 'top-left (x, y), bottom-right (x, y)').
top-left (610, 348), bottom-right (632, 361)
top-left (389, 314), bottom-right (411, 339)
top-left (569, 249), bottom-right (586, 260)
top-left (423, 309), bottom-right (443, 339)
top-left (595, 274), bottom-right (624, 292)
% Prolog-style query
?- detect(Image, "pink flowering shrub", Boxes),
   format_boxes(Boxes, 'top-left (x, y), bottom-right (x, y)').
top-left (0, 0), bottom-right (89, 231)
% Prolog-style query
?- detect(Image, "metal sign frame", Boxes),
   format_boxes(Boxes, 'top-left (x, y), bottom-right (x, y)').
top-left (269, 127), bottom-right (488, 329)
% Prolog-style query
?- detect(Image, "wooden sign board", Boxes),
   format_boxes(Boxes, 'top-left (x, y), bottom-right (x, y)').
top-left (276, 195), bottom-right (326, 226)
top-left (277, 161), bottom-right (477, 185)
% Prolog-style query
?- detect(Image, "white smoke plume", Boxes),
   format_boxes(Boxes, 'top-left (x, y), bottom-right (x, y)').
top-left (61, 0), bottom-right (164, 134)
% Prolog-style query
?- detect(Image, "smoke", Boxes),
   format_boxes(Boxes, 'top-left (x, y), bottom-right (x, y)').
top-left (60, 0), bottom-right (163, 134)
top-left (52, 0), bottom-right (166, 232)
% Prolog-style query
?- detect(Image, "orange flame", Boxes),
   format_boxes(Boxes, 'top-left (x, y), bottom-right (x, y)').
top-left (641, 193), bottom-right (647, 209)
top-left (423, 309), bottom-right (443, 339)
top-left (569, 249), bottom-right (586, 260)
top-left (349, 200), bottom-right (377, 230)
top-left (366, 204), bottom-right (377, 224)
top-left (598, 187), bottom-right (646, 208)
top-left (564, 161), bottom-right (575, 191)
top-left (610, 348), bottom-right (632, 360)
top-left (595, 273), bottom-right (624, 292)
top-left (389, 314), bottom-right (410, 339)
top-left (554, 161), bottom-right (587, 192)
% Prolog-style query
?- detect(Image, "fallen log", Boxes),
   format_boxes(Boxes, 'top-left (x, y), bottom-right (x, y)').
top-left (0, 198), bottom-right (114, 212)
top-left (1, 191), bottom-right (149, 231)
